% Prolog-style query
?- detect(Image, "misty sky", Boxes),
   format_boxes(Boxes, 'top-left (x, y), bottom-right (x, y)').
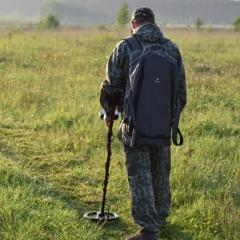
top-left (0, 0), bottom-right (239, 25)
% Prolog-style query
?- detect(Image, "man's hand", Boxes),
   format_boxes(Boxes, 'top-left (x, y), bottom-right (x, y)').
top-left (104, 115), bottom-right (111, 126)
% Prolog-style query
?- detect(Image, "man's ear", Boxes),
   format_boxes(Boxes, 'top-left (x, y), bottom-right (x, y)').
top-left (131, 21), bottom-right (137, 30)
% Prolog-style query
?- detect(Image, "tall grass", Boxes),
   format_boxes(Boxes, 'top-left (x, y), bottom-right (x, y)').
top-left (0, 26), bottom-right (239, 239)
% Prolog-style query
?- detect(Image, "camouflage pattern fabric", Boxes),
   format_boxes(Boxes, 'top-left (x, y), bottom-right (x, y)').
top-left (100, 23), bottom-right (187, 233)
top-left (124, 145), bottom-right (171, 233)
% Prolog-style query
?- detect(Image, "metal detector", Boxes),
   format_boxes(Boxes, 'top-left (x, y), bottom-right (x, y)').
top-left (84, 93), bottom-right (120, 221)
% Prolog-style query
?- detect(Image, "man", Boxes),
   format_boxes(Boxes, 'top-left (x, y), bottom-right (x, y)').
top-left (100, 7), bottom-right (187, 240)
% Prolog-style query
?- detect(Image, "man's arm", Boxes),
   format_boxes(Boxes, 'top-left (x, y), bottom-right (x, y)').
top-left (178, 58), bottom-right (187, 112)
top-left (100, 40), bottom-right (130, 118)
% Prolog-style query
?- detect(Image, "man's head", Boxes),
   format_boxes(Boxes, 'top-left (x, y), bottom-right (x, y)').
top-left (131, 7), bottom-right (155, 26)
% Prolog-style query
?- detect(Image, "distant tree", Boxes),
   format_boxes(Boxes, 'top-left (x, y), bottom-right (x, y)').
top-left (116, 2), bottom-right (130, 27)
top-left (39, 0), bottom-right (65, 21)
top-left (196, 17), bottom-right (203, 30)
top-left (232, 16), bottom-right (240, 32)
top-left (38, 13), bottom-right (60, 29)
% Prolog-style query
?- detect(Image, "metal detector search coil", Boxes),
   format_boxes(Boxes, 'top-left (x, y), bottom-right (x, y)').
top-left (84, 211), bottom-right (119, 221)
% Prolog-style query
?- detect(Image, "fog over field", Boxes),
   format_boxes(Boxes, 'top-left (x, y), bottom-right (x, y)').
top-left (0, 0), bottom-right (239, 25)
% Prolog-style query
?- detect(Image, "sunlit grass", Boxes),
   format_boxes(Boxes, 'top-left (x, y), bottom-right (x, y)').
top-left (0, 26), bottom-right (239, 239)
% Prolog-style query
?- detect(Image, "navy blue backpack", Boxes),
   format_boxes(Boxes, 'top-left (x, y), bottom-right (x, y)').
top-left (120, 36), bottom-right (183, 147)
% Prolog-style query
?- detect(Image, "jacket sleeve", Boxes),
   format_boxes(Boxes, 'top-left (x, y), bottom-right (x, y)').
top-left (177, 51), bottom-right (187, 112)
top-left (171, 43), bottom-right (187, 112)
top-left (100, 40), bottom-right (130, 115)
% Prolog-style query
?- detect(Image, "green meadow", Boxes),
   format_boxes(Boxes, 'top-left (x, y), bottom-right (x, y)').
top-left (0, 25), bottom-right (239, 239)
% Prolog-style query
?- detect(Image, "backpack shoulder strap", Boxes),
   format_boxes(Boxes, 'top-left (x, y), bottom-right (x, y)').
top-left (125, 36), bottom-right (169, 50)
top-left (125, 35), bottom-right (143, 51)
top-left (159, 36), bottom-right (170, 45)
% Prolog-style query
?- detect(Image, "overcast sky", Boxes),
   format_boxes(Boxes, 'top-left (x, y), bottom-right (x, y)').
top-left (0, 0), bottom-right (239, 25)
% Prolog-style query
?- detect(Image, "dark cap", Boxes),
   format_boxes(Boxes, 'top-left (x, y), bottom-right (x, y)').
top-left (132, 7), bottom-right (155, 23)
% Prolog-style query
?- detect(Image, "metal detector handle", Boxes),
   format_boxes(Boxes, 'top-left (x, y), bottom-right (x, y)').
top-left (103, 103), bottom-right (116, 188)
top-left (104, 90), bottom-right (121, 184)
top-left (105, 90), bottom-right (122, 167)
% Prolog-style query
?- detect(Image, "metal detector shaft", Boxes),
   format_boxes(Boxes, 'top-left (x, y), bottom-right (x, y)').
top-left (100, 103), bottom-right (116, 218)
top-left (84, 91), bottom-right (121, 221)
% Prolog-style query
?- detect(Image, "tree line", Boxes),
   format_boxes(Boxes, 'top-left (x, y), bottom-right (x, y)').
top-left (38, 1), bottom-right (240, 31)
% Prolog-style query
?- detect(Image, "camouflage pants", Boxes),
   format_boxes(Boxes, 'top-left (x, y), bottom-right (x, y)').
top-left (124, 145), bottom-right (171, 233)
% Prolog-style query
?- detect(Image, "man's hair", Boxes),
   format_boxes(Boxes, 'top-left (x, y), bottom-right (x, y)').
top-left (132, 7), bottom-right (155, 24)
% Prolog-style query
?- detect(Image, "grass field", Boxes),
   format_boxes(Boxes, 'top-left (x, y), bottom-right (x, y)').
top-left (0, 25), bottom-right (239, 239)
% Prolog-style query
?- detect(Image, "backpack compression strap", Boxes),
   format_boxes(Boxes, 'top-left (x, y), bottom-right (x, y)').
top-left (172, 98), bottom-right (183, 146)
top-left (159, 36), bottom-right (169, 45)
